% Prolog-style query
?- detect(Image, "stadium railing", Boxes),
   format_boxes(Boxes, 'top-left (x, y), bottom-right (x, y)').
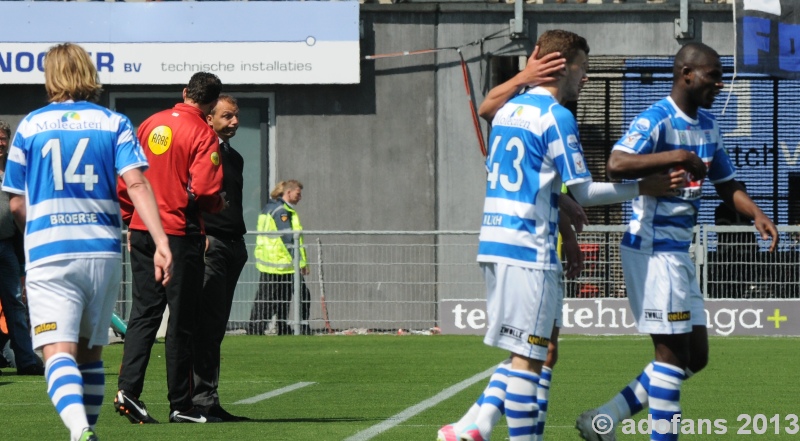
top-left (115, 225), bottom-right (800, 335)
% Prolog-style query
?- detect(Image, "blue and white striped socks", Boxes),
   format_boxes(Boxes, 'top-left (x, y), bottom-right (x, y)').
top-left (532, 366), bottom-right (552, 441)
top-left (46, 353), bottom-right (89, 441)
top-left (506, 369), bottom-right (540, 441)
top-left (598, 361), bottom-right (654, 424)
top-left (470, 360), bottom-right (510, 437)
top-left (648, 362), bottom-right (685, 441)
top-left (79, 361), bottom-right (105, 428)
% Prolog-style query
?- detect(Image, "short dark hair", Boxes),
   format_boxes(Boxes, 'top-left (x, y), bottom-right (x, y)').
top-left (536, 30), bottom-right (590, 65)
top-left (185, 72), bottom-right (222, 105)
top-left (210, 94), bottom-right (238, 116)
top-left (0, 120), bottom-right (10, 138)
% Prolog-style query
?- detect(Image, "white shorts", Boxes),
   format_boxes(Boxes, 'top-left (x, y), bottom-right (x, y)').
top-left (481, 262), bottom-right (561, 361)
top-left (621, 248), bottom-right (706, 335)
top-left (27, 258), bottom-right (121, 350)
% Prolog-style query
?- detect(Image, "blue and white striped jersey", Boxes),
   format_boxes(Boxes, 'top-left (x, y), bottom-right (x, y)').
top-left (477, 87), bottom-right (592, 270)
top-left (614, 96), bottom-right (735, 254)
top-left (2, 101), bottom-right (148, 268)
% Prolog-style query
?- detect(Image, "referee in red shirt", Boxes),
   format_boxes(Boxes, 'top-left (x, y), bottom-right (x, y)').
top-left (115, 72), bottom-right (226, 424)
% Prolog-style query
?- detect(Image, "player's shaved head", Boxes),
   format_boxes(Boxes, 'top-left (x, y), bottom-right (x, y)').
top-left (44, 43), bottom-right (102, 103)
top-left (673, 43), bottom-right (720, 78)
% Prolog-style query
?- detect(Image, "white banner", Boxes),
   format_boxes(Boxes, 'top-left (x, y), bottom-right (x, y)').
top-left (0, 2), bottom-right (360, 85)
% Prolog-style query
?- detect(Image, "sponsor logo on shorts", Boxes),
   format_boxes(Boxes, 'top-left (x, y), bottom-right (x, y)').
top-left (500, 325), bottom-right (524, 340)
top-left (644, 309), bottom-right (663, 321)
top-left (34, 322), bottom-right (57, 335)
top-left (668, 311), bottom-right (691, 322)
top-left (527, 335), bottom-right (550, 348)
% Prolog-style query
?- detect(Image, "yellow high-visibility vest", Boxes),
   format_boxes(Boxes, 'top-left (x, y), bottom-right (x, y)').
top-left (254, 200), bottom-right (306, 274)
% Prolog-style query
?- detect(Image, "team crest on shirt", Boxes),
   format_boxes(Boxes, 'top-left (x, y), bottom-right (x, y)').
top-left (34, 322), bottom-right (57, 335)
top-left (147, 125), bottom-right (173, 155)
top-left (566, 134), bottom-right (580, 151)
top-left (280, 213), bottom-right (289, 222)
top-left (211, 152), bottom-right (220, 166)
top-left (572, 152), bottom-right (587, 174)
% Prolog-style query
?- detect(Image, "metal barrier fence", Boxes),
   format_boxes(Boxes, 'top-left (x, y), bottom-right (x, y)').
top-left (116, 226), bottom-right (800, 335)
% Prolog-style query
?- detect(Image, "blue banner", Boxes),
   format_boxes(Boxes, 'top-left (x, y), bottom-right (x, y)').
top-left (737, 0), bottom-right (800, 79)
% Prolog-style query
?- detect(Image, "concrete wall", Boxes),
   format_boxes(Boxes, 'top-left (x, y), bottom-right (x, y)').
top-left (0, 2), bottom-right (737, 328)
top-left (0, 2), bottom-right (735, 235)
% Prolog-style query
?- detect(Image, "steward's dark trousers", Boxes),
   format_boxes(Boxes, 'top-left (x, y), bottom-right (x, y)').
top-left (192, 236), bottom-right (248, 409)
top-left (249, 272), bottom-right (311, 335)
top-left (118, 231), bottom-right (205, 412)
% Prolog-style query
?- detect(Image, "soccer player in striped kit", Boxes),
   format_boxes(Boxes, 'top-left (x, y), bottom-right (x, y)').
top-left (447, 30), bottom-right (684, 441)
top-left (575, 43), bottom-right (779, 441)
top-left (2, 43), bottom-right (172, 441)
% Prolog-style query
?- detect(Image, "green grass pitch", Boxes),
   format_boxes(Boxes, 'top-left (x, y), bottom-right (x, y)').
top-left (1, 335), bottom-right (798, 440)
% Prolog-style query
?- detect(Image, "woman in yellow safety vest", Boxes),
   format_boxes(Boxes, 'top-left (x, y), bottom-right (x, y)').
top-left (248, 180), bottom-right (310, 335)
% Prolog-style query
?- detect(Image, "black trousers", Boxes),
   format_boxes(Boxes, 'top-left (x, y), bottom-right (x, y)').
top-left (192, 236), bottom-right (248, 409)
top-left (118, 231), bottom-right (205, 412)
top-left (249, 272), bottom-right (310, 335)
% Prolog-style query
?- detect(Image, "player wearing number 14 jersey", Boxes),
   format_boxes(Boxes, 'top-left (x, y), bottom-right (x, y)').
top-left (2, 43), bottom-right (172, 441)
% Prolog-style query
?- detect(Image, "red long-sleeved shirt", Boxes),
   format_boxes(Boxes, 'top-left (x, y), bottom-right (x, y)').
top-left (119, 103), bottom-right (224, 236)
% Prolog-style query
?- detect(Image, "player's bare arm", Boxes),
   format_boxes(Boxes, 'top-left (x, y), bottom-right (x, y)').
top-left (558, 193), bottom-right (588, 233)
top-left (121, 168), bottom-right (174, 285)
top-left (478, 46), bottom-right (566, 122)
top-left (607, 149), bottom-right (707, 181)
top-left (558, 214), bottom-right (584, 279)
top-left (637, 169), bottom-right (688, 197)
top-left (714, 179), bottom-right (779, 252)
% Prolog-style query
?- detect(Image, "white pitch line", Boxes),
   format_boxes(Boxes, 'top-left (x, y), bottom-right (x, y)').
top-left (343, 366), bottom-right (496, 441)
top-left (233, 382), bottom-right (316, 405)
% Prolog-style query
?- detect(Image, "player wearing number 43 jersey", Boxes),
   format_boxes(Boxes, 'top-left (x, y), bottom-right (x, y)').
top-left (2, 43), bottom-right (172, 441)
top-left (461, 30), bottom-right (684, 441)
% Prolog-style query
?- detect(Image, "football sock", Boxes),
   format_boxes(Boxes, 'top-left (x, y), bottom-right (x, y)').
top-left (532, 366), bottom-right (552, 441)
top-left (505, 369), bottom-right (539, 441)
top-left (46, 353), bottom-right (89, 441)
top-left (597, 361), bottom-right (654, 424)
top-left (470, 359), bottom-right (511, 437)
top-left (648, 362), bottom-right (685, 441)
top-left (452, 399), bottom-right (481, 435)
top-left (79, 361), bottom-right (105, 428)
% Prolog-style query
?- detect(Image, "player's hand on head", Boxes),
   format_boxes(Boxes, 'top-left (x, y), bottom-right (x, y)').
top-left (522, 46), bottom-right (566, 87)
top-left (638, 170), bottom-right (685, 197)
